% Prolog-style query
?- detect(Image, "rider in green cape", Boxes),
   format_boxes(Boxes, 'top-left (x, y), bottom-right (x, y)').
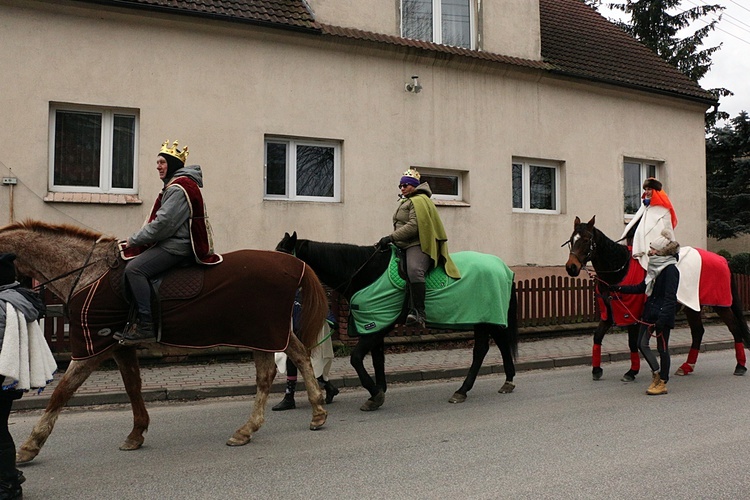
top-left (376, 168), bottom-right (460, 327)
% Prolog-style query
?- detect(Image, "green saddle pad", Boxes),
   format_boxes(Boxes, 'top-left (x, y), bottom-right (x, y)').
top-left (387, 251), bottom-right (457, 291)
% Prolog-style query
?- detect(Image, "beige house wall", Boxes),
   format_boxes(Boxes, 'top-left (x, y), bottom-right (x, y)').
top-left (0, 1), bottom-right (708, 266)
top-left (306, 0), bottom-right (542, 60)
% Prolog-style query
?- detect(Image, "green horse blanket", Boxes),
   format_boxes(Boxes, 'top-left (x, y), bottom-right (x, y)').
top-left (349, 249), bottom-right (514, 334)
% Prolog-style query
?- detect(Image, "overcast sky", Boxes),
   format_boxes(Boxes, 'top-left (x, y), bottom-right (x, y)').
top-left (597, 0), bottom-right (750, 126)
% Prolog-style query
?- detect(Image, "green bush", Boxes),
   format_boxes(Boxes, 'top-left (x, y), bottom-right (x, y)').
top-left (729, 253), bottom-right (750, 275)
top-left (717, 249), bottom-right (732, 261)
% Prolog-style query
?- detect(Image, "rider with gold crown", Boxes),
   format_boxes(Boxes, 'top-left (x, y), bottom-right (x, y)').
top-left (117, 140), bottom-right (222, 345)
top-left (375, 168), bottom-right (460, 328)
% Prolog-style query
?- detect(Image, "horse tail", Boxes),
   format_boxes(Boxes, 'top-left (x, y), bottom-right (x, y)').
top-left (297, 264), bottom-right (329, 351)
top-left (507, 281), bottom-right (519, 358)
top-left (729, 275), bottom-right (750, 348)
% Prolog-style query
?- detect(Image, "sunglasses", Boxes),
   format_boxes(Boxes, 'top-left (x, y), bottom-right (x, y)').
top-left (398, 183), bottom-right (411, 189)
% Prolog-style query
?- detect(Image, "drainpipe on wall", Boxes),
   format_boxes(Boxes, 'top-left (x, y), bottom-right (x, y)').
top-left (2, 173), bottom-right (17, 223)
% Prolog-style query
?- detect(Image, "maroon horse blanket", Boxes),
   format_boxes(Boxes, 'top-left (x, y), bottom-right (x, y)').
top-left (67, 250), bottom-right (304, 360)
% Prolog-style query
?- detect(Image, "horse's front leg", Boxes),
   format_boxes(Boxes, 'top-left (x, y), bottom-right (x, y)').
top-left (227, 351), bottom-right (276, 446)
top-left (591, 320), bottom-right (612, 381)
top-left (111, 346), bottom-right (149, 451)
top-left (285, 335), bottom-right (326, 430)
top-left (17, 353), bottom-right (108, 464)
top-left (675, 309), bottom-right (704, 376)
top-left (350, 333), bottom-right (386, 411)
top-left (449, 326), bottom-right (491, 403)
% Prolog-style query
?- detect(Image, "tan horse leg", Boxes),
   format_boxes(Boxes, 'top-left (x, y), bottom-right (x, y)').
top-left (285, 334), bottom-right (327, 430)
top-left (111, 346), bottom-right (150, 451)
top-left (226, 351), bottom-right (276, 446)
top-left (17, 353), bottom-right (108, 463)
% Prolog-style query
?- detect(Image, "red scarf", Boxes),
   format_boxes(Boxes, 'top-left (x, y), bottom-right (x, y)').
top-left (644, 190), bottom-right (678, 228)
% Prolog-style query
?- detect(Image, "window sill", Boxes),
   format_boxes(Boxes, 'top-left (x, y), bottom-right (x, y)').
top-left (44, 192), bottom-right (142, 204)
top-left (433, 199), bottom-right (470, 207)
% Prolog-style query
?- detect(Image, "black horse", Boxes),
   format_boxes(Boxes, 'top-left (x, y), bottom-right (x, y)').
top-left (276, 232), bottom-right (519, 408)
top-left (565, 216), bottom-right (750, 379)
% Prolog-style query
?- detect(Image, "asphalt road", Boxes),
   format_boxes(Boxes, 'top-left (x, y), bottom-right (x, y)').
top-left (10, 350), bottom-right (750, 499)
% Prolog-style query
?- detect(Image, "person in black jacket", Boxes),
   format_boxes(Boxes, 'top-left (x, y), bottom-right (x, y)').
top-left (615, 229), bottom-right (680, 396)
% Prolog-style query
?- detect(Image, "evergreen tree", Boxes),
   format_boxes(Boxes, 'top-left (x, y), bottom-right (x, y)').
top-left (706, 111), bottom-right (750, 239)
top-left (604, 1), bottom-right (732, 127)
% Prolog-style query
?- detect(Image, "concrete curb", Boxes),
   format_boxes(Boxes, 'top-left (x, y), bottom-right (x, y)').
top-left (13, 340), bottom-right (736, 412)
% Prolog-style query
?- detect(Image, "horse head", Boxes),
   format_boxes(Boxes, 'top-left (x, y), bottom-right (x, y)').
top-left (564, 216), bottom-right (597, 277)
top-left (276, 231), bottom-right (298, 254)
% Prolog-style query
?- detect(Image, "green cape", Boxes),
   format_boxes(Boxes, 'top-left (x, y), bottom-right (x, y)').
top-left (411, 194), bottom-right (461, 279)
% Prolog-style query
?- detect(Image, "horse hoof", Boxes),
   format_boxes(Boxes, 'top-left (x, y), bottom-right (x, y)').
top-left (226, 433), bottom-right (251, 447)
top-left (310, 411), bottom-right (327, 430)
top-left (498, 382), bottom-right (515, 394)
top-left (675, 367), bottom-right (687, 376)
top-left (734, 364), bottom-right (747, 376)
top-left (15, 449), bottom-right (37, 464)
top-left (360, 391), bottom-right (385, 411)
top-left (119, 438), bottom-right (143, 451)
top-left (592, 367), bottom-right (603, 381)
top-left (621, 370), bottom-right (637, 382)
top-left (449, 392), bottom-right (467, 404)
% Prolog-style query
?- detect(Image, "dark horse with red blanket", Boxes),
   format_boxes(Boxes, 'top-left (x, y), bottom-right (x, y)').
top-left (0, 220), bottom-right (329, 463)
top-left (565, 216), bottom-right (750, 381)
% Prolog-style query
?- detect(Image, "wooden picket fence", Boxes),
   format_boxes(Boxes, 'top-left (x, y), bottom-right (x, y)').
top-left (40, 274), bottom-right (750, 352)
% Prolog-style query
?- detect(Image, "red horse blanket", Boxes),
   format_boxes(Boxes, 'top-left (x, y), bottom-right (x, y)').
top-left (597, 257), bottom-right (646, 326)
top-left (67, 250), bottom-right (304, 360)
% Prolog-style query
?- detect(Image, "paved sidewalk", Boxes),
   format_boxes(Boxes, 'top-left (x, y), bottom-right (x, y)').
top-left (14, 324), bottom-right (739, 410)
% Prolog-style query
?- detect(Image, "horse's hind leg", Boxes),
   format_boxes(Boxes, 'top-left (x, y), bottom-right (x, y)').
top-left (449, 326), bottom-right (491, 404)
top-left (350, 332), bottom-right (386, 410)
top-left (111, 346), bottom-right (149, 451)
top-left (715, 306), bottom-right (748, 376)
top-left (227, 351), bottom-right (276, 446)
top-left (17, 354), bottom-right (108, 464)
top-left (285, 335), bottom-right (326, 429)
top-left (675, 309), bottom-right (704, 376)
top-left (621, 324), bottom-right (641, 382)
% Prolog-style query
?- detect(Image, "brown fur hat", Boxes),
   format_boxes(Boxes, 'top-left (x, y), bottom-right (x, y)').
top-left (643, 177), bottom-right (663, 191)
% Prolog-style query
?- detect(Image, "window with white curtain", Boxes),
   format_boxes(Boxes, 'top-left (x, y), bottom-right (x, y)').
top-left (49, 103), bottom-right (138, 194)
top-left (401, 0), bottom-right (474, 49)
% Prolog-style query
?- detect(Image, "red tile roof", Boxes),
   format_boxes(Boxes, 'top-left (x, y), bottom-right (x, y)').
top-left (77, 0), bottom-right (716, 104)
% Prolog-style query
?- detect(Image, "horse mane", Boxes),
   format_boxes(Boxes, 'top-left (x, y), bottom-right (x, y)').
top-left (301, 240), bottom-right (378, 278)
top-left (1, 219), bottom-right (116, 242)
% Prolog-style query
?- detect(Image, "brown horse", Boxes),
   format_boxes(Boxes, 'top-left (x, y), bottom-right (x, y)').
top-left (565, 216), bottom-right (750, 380)
top-left (0, 220), bottom-right (329, 463)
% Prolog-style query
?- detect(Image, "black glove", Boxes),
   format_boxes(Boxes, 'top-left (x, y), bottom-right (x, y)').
top-left (654, 322), bottom-right (665, 334)
top-left (376, 235), bottom-right (392, 251)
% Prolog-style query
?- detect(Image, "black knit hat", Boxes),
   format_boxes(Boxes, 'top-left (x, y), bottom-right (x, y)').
top-left (643, 177), bottom-right (663, 191)
top-left (159, 154), bottom-right (184, 184)
top-left (0, 253), bottom-right (17, 286)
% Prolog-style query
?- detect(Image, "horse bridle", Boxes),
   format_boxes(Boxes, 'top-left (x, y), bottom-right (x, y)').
top-left (562, 230), bottom-right (596, 266)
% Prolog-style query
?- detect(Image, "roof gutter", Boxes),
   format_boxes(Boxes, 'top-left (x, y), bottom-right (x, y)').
top-left (74, 0), bottom-right (323, 35)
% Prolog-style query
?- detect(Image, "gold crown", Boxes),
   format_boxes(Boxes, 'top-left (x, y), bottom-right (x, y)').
top-left (402, 168), bottom-right (420, 180)
top-left (159, 140), bottom-right (189, 164)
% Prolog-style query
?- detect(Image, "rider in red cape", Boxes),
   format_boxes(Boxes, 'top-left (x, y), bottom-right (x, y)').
top-left (117, 140), bottom-right (222, 345)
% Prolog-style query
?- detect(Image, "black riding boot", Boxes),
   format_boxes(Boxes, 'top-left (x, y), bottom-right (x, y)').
top-left (272, 379), bottom-right (296, 411)
top-left (0, 445), bottom-right (21, 500)
top-left (406, 282), bottom-right (426, 328)
top-left (119, 313), bottom-right (156, 345)
top-left (318, 376), bottom-right (339, 404)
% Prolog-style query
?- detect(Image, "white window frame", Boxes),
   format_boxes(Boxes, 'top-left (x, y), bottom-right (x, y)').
top-left (264, 136), bottom-right (341, 202)
top-left (512, 158), bottom-right (561, 214)
top-left (416, 167), bottom-right (465, 202)
top-left (48, 103), bottom-right (139, 194)
top-left (401, 0), bottom-right (476, 49)
top-left (623, 159), bottom-right (660, 218)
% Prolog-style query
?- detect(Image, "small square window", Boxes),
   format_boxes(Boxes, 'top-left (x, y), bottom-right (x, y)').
top-left (49, 104), bottom-right (138, 194)
top-left (402, 0), bottom-right (475, 49)
top-left (418, 169), bottom-right (463, 201)
top-left (624, 160), bottom-right (659, 216)
top-left (512, 158), bottom-right (561, 214)
top-left (264, 137), bottom-right (341, 202)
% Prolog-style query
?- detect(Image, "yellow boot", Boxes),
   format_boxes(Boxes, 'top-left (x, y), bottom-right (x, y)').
top-left (647, 371), bottom-right (660, 392)
top-left (647, 379), bottom-right (668, 395)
